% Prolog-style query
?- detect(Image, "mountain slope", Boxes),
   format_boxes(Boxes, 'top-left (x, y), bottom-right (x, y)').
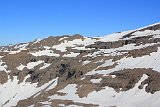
top-left (0, 23), bottom-right (160, 107)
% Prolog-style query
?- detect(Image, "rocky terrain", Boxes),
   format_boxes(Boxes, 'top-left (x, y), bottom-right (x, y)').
top-left (0, 23), bottom-right (160, 107)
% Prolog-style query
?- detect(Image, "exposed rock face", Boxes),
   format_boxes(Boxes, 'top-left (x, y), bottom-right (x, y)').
top-left (127, 44), bottom-right (158, 58)
top-left (86, 36), bottom-right (160, 49)
top-left (109, 68), bottom-right (160, 93)
top-left (0, 71), bottom-right (8, 84)
top-left (56, 63), bottom-right (83, 83)
top-left (1, 23), bottom-right (160, 107)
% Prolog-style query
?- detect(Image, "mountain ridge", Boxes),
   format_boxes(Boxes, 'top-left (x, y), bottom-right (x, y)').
top-left (1, 22), bottom-right (160, 47)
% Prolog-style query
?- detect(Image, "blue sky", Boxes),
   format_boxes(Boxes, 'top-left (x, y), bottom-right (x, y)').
top-left (0, 0), bottom-right (159, 45)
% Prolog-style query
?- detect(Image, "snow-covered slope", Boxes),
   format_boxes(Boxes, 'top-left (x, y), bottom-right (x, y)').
top-left (0, 23), bottom-right (160, 107)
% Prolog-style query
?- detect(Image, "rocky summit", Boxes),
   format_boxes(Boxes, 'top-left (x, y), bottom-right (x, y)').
top-left (0, 23), bottom-right (160, 107)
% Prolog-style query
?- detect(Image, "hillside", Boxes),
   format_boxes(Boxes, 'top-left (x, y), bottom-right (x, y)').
top-left (0, 23), bottom-right (160, 107)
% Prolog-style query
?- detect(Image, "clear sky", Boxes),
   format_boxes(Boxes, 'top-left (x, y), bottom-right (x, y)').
top-left (0, 0), bottom-right (160, 45)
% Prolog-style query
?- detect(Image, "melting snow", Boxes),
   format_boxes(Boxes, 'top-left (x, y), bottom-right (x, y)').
top-left (84, 43), bottom-right (157, 58)
top-left (81, 77), bottom-right (86, 80)
top-left (63, 52), bottom-right (79, 57)
top-left (14, 43), bottom-right (29, 50)
top-left (90, 78), bottom-right (102, 83)
top-left (9, 50), bottom-right (21, 54)
top-left (0, 60), bottom-right (8, 72)
top-left (33, 38), bottom-right (42, 44)
top-left (27, 61), bottom-right (44, 69)
top-left (28, 105), bottom-right (34, 107)
top-left (40, 63), bottom-right (51, 70)
top-left (0, 76), bottom-right (58, 107)
top-left (16, 64), bottom-right (26, 71)
top-left (131, 30), bottom-right (160, 39)
top-left (52, 38), bottom-right (96, 52)
top-left (59, 36), bottom-right (69, 41)
top-left (48, 74), bottom-right (160, 107)
top-left (30, 50), bottom-right (60, 57)
top-left (87, 47), bottom-right (160, 75)
top-left (99, 30), bottom-right (134, 42)
top-left (99, 59), bottom-right (114, 67)
top-left (111, 75), bottom-right (116, 78)
top-left (82, 60), bottom-right (91, 65)
top-left (40, 101), bottom-right (52, 107)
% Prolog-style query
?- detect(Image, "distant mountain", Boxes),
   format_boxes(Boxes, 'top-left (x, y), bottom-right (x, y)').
top-left (0, 23), bottom-right (160, 107)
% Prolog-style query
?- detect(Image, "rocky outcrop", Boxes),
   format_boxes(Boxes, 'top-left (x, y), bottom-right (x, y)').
top-left (128, 44), bottom-right (158, 58)
top-left (86, 36), bottom-right (160, 49)
top-left (109, 68), bottom-right (160, 93)
top-left (0, 71), bottom-right (8, 84)
top-left (56, 63), bottom-right (83, 83)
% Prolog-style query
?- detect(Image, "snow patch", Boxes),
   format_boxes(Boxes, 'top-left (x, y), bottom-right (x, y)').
top-left (63, 52), bottom-right (79, 57)
top-left (30, 50), bottom-right (60, 57)
top-left (14, 43), bottom-right (29, 50)
top-left (131, 30), bottom-right (160, 39)
top-left (100, 59), bottom-right (114, 67)
top-left (40, 63), bottom-right (51, 70)
top-left (52, 38), bottom-right (96, 52)
top-left (87, 47), bottom-right (160, 75)
top-left (47, 74), bottom-right (160, 107)
top-left (90, 78), bottom-right (102, 83)
top-left (9, 50), bottom-right (21, 54)
top-left (82, 60), bottom-right (91, 65)
top-left (16, 64), bottom-right (26, 71)
top-left (81, 77), bottom-right (86, 80)
top-left (33, 38), bottom-right (41, 44)
top-left (0, 76), bottom-right (58, 107)
top-left (0, 60), bottom-right (8, 73)
top-left (17, 61), bottom-right (44, 71)
top-left (59, 36), bottom-right (69, 41)
top-left (99, 30), bottom-right (134, 42)
top-left (27, 61), bottom-right (44, 69)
